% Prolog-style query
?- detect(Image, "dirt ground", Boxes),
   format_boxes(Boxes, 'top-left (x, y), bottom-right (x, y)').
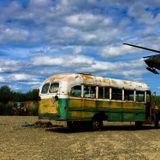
top-left (1, 117), bottom-right (160, 160)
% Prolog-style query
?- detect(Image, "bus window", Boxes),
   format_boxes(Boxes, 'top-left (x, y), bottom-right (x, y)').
top-left (124, 90), bottom-right (134, 101)
top-left (146, 91), bottom-right (151, 103)
top-left (49, 83), bottom-right (59, 93)
top-left (98, 87), bottom-right (104, 99)
top-left (136, 91), bottom-right (144, 102)
top-left (98, 87), bottom-right (110, 99)
top-left (41, 83), bottom-right (50, 94)
top-left (105, 87), bottom-right (110, 99)
top-left (112, 88), bottom-right (122, 100)
top-left (84, 86), bottom-right (96, 98)
top-left (70, 85), bottom-right (81, 97)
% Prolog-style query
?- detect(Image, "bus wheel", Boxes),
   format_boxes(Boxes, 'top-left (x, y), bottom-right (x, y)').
top-left (135, 121), bottom-right (143, 128)
top-left (92, 118), bottom-right (103, 131)
top-left (67, 121), bottom-right (78, 130)
top-left (154, 113), bottom-right (159, 128)
top-left (67, 121), bottom-right (75, 129)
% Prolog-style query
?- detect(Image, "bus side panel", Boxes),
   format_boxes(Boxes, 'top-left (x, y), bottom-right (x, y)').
top-left (96, 101), bottom-right (122, 121)
top-left (60, 99), bottom-right (146, 122)
top-left (39, 98), bottom-right (58, 120)
top-left (96, 101), bottom-right (146, 122)
top-left (68, 98), bottom-right (95, 120)
top-left (122, 102), bottom-right (146, 121)
top-left (58, 98), bottom-right (68, 120)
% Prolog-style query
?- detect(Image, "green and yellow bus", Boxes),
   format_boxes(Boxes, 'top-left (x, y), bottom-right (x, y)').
top-left (39, 73), bottom-right (157, 129)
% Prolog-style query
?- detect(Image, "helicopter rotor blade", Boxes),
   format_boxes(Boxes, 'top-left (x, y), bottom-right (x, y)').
top-left (123, 43), bottom-right (160, 54)
top-left (146, 67), bottom-right (159, 74)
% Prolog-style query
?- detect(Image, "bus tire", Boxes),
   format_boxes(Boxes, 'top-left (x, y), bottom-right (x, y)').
top-left (154, 113), bottom-right (159, 128)
top-left (92, 118), bottom-right (103, 131)
top-left (67, 121), bottom-right (77, 130)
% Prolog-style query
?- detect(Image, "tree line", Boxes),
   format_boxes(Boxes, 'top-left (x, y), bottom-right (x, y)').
top-left (0, 85), bottom-right (39, 103)
top-left (0, 85), bottom-right (39, 115)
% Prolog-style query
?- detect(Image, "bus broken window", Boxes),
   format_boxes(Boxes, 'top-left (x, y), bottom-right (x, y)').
top-left (124, 90), bottom-right (134, 101)
top-left (41, 83), bottom-right (50, 94)
top-left (49, 83), bottom-right (59, 93)
top-left (84, 86), bottom-right (96, 98)
top-left (70, 85), bottom-right (81, 97)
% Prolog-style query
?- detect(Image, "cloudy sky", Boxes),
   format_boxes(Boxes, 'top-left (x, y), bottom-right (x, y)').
top-left (0, 0), bottom-right (160, 94)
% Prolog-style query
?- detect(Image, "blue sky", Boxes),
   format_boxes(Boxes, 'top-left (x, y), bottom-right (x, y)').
top-left (0, 0), bottom-right (160, 94)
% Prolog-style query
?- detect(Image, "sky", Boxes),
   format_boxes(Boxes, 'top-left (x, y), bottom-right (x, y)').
top-left (0, 0), bottom-right (160, 94)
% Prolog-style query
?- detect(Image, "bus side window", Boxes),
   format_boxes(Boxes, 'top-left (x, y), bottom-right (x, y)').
top-left (98, 87), bottom-right (104, 99)
top-left (105, 87), bottom-right (110, 99)
top-left (98, 87), bottom-right (110, 99)
top-left (49, 83), bottom-right (59, 93)
top-left (70, 85), bottom-right (81, 97)
top-left (84, 86), bottom-right (96, 98)
top-left (112, 88), bottom-right (122, 100)
top-left (124, 90), bottom-right (134, 101)
top-left (146, 91), bottom-right (151, 103)
top-left (41, 83), bottom-right (50, 94)
top-left (136, 91), bottom-right (145, 102)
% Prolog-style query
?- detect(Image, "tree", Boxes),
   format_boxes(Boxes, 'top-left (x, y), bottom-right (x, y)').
top-left (0, 86), bottom-right (12, 103)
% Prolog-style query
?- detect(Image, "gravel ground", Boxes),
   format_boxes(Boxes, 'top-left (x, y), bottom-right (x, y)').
top-left (0, 116), bottom-right (160, 160)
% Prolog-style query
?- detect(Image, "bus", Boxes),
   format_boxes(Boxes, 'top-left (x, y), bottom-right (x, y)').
top-left (38, 73), bottom-right (158, 130)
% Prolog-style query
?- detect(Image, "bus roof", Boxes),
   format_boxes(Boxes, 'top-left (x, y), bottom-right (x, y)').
top-left (44, 73), bottom-right (150, 91)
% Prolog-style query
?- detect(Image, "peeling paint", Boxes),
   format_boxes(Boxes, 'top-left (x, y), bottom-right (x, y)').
top-left (43, 73), bottom-right (149, 91)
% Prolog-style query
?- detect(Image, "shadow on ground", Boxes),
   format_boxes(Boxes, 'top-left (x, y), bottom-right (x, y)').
top-left (45, 124), bottom-right (160, 134)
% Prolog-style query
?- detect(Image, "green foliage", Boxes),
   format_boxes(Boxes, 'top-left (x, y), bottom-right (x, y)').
top-left (0, 86), bottom-right (39, 102)
top-left (0, 85), bottom-right (39, 115)
top-left (23, 101), bottom-right (39, 116)
top-left (0, 86), bottom-right (13, 103)
top-left (0, 102), bottom-right (14, 115)
top-left (156, 96), bottom-right (160, 108)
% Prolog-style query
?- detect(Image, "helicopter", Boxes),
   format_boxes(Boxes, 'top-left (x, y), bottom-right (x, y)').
top-left (123, 43), bottom-right (160, 74)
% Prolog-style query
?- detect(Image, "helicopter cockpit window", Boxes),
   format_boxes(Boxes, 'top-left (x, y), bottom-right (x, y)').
top-left (49, 83), bottom-right (59, 93)
top-left (41, 83), bottom-right (50, 94)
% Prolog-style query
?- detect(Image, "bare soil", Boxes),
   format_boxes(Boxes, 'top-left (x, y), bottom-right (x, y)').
top-left (0, 116), bottom-right (160, 160)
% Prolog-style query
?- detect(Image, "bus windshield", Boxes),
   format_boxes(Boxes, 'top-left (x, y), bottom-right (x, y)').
top-left (49, 83), bottom-right (59, 93)
top-left (41, 83), bottom-right (50, 94)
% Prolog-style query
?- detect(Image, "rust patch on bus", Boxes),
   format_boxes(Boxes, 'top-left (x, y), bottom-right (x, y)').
top-left (39, 99), bottom-right (58, 114)
top-left (43, 73), bottom-right (149, 91)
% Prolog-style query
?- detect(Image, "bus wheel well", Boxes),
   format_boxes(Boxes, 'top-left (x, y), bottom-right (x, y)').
top-left (92, 112), bottom-right (106, 121)
top-left (92, 112), bottom-right (105, 130)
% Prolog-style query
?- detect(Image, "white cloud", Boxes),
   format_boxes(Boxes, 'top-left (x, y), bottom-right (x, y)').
top-left (32, 56), bottom-right (64, 66)
top-left (0, 58), bottom-right (21, 73)
top-left (31, 53), bottom-right (145, 77)
top-left (10, 73), bottom-right (33, 81)
top-left (29, 0), bottom-right (52, 7)
top-left (101, 45), bottom-right (137, 57)
top-left (32, 55), bottom-right (94, 67)
top-left (0, 76), bottom-right (5, 82)
top-left (74, 46), bottom-right (82, 55)
top-left (118, 70), bottom-right (147, 77)
top-left (128, 1), bottom-right (160, 25)
top-left (0, 25), bottom-right (29, 43)
top-left (65, 13), bottom-right (111, 30)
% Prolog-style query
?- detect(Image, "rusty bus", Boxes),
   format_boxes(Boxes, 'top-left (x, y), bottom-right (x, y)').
top-left (38, 73), bottom-right (159, 130)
